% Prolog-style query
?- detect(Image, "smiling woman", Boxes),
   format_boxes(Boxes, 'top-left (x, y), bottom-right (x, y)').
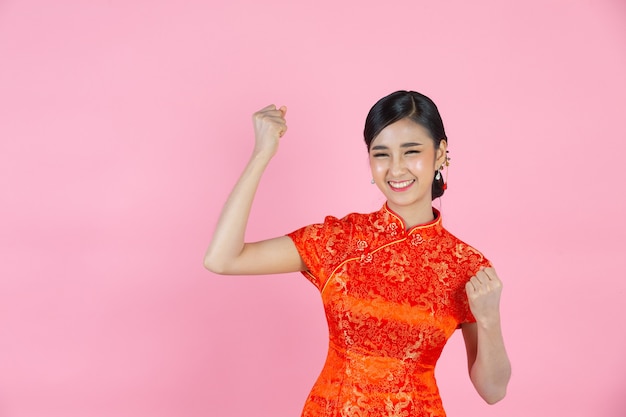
top-left (368, 118), bottom-right (447, 228)
top-left (204, 91), bottom-right (511, 417)
top-left (365, 91), bottom-right (449, 202)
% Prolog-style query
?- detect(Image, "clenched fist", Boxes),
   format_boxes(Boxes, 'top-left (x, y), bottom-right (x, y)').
top-left (466, 267), bottom-right (503, 326)
top-left (252, 104), bottom-right (288, 159)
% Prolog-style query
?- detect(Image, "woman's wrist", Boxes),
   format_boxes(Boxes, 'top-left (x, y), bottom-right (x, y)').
top-left (475, 313), bottom-right (503, 332)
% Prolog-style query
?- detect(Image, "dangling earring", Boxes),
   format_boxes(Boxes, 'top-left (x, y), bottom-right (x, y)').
top-left (438, 150), bottom-right (450, 190)
top-left (371, 179), bottom-right (375, 184)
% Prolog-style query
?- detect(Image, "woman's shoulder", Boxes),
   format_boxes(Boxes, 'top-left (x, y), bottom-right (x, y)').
top-left (310, 206), bottom-right (380, 227)
top-left (337, 209), bottom-right (379, 224)
top-left (438, 225), bottom-right (491, 265)
top-left (290, 209), bottom-right (380, 244)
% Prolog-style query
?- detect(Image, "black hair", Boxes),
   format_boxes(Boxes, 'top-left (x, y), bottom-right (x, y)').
top-left (364, 90), bottom-right (448, 199)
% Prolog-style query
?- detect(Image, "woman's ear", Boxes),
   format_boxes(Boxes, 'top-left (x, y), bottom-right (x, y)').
top-left (436, 140), bottom-right (448, 168)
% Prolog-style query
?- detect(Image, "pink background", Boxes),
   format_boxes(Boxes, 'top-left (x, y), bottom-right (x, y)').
top-left (1, 1), bottom-right (625, 416)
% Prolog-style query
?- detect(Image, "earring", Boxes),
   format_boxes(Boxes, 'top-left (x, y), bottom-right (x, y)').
top-left (440, 150), bottom-right (450, 190)
top-left (371, 179), bottom-right (375, 184)
top-left (435, 170), bottom-right (441, 180)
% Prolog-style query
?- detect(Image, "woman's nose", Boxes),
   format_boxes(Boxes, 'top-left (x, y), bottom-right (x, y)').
top-left (390, 157), bottom-right (406, 176)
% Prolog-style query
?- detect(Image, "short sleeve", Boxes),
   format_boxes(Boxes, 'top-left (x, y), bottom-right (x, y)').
top-left (287, 215), bottom-right (353, 291)
top-left (456, 246), bottom-right (493, 327)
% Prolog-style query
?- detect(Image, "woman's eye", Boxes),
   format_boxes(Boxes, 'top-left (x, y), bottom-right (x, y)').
top-left (405, 150), bottom-right (420, 155)
top-left (373, 153), bottom-right (388, 158)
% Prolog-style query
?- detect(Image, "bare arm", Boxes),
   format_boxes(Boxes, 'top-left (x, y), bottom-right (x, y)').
top-left (461, 267), bottom-right (512, 404)
top-left (203, 105), bottom-right (306, 275)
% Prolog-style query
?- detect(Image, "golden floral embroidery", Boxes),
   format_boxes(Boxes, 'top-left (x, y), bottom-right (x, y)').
top-left (387, 222), bottom-right (398, 236)
top-left (359, 253), bottom-right (373, 264)
top-left (288, 204), bottom-right (491, 417)
top-left (410, 234), bottom-right (424, 246)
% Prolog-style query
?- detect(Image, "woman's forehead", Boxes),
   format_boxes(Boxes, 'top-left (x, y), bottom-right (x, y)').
top-left (372, 119), bottom-right (434, 147)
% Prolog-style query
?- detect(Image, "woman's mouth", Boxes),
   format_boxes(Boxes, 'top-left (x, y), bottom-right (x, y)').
top-left (388, 179), bottom-right (415, 191)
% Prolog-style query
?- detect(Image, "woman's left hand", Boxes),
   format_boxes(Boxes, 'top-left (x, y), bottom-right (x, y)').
top-left (466, 267), bottom-right (503, 326)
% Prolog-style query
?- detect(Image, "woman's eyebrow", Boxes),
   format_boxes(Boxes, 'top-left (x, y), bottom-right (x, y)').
top-left (371, 142), bottom-right (423, 151)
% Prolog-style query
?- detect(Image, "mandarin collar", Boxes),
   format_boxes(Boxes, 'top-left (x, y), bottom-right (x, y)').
top-left (381, 203), bottom-right (443, 236)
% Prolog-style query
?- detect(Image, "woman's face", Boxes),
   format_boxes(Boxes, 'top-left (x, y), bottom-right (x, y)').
top-left (369, 118), bottom-right (447, 222)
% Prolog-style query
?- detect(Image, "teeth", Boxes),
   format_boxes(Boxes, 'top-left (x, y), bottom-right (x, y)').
top-left (389, 180), bottom-right (414, 188)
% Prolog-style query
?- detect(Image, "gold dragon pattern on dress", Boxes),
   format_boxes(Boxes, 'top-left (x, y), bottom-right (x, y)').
top-left (289, 203), bottom-right (491, 417)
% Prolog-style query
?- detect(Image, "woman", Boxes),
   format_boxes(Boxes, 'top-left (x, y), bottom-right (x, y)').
top-left (204, 90), bottom-right (511, 417)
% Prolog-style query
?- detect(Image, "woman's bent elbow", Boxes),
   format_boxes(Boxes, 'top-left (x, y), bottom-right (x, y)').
top-left (480, 386), bottom-right (507, 405)
top-left (203, 256), bottom-right (227, 274)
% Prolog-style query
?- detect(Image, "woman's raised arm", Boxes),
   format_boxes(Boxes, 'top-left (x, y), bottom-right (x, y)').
top-left (203, 105), bottom-right (306, 275)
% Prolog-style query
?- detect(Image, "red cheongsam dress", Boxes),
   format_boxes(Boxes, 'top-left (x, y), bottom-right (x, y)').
top-left (287, 203), bottom-right (491, 417)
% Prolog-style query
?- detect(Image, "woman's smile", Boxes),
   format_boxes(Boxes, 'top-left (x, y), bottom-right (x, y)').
top-left (388, 179), bottom-right (415, 191)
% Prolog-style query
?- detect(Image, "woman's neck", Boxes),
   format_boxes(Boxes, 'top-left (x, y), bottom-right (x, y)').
top-left (387, 201), bottom-right (435, 230)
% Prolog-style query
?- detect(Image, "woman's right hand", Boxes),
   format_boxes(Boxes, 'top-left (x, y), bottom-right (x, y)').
top-left (204, 103), bottom-right (305, 276)
top-left (252, 104), bottom-right (287, 159)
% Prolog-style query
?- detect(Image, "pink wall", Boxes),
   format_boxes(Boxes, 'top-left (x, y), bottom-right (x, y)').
top-left (1, 1), bottom-right (625, 416)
